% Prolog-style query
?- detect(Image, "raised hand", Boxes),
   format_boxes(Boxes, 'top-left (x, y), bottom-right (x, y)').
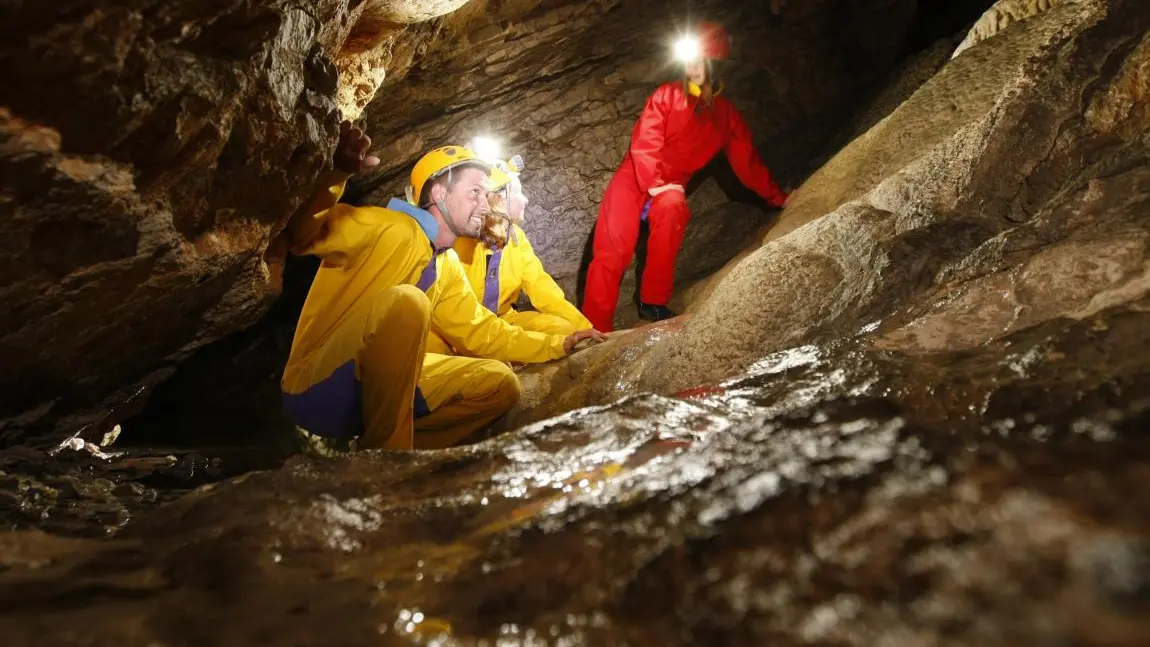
top-left (333, 120), bottom-right (381, 174)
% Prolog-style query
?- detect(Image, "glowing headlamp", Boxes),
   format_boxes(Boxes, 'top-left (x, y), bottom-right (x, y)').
top-left (470, 136), bottom-right (501, 163)
top-left (507, 154), bottom-right (524, 174)
top-left (673, 35), bottom-right (701, 63)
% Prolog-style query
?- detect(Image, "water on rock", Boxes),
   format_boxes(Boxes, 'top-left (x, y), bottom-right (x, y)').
top-left (1, 295), bottom-right (1149, 645)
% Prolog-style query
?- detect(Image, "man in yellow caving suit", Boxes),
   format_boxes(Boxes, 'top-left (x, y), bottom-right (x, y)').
top-left (428, 154), bottom-right (597, 355)
top-left (280, 122), bottom-right (605, 451)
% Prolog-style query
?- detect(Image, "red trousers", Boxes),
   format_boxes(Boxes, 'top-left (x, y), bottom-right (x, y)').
top-left (583, 161), bottom-right (692, 332)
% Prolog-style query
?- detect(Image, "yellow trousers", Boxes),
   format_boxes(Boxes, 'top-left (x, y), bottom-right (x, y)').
top-left (414, 353), bottom-right (521, 449)
top-left (427, 309), bottom-right (576, 355)
top-left (281, 285), bottom-right (521, 450)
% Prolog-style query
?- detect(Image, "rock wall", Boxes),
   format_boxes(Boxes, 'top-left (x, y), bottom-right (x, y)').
top-left (952, 0), bottom-right (1061, 58)
top-left (505, 0), bottom-right (1150, 423)
top-left (0, 0), bottom-right (362, 447)
top-left (0, 0), bottom-right (577, 447)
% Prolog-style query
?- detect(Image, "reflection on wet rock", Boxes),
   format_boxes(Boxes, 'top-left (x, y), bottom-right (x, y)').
top-left (0, 299), bottom-right (1149, 644)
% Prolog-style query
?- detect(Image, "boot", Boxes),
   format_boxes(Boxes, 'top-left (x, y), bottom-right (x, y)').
top-left (637, 302), bottom-right (677, 322)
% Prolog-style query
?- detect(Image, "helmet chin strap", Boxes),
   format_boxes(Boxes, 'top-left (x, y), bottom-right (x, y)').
top-left (436, 197), bottom-right (469, 239)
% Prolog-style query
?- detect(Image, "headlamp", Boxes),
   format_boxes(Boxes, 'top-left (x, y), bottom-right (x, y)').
top-left (673, 35), bottom-right (701, 63)
top-left (470, 136), bottom-right (501, 163)
top-left (507, 154), bottom-right (524, 174)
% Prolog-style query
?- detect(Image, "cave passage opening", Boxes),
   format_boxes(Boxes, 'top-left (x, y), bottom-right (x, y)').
top-left (116, 0), bottom-right (996, 451)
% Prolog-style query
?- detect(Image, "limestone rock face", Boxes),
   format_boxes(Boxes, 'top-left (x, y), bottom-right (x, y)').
top-left (0, 1), bottom-right (358, 446)
top-left (0, 0), bottom-right (496, 447)
top-left (332, 0), bottom-right (480, 119)
top-left (630, 0), bottom-right (1150, 395)
top-left (952, 0), bottom-right (1061, 58)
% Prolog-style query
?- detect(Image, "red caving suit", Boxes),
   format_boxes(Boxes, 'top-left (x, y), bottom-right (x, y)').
top-left (582, 81), bottom-right (788, 332)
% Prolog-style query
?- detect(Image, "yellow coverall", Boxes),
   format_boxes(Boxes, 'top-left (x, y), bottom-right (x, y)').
top-left (281, 173), bottom-right (566, 450)
top-left (427, 224), bottom-right (593, 355)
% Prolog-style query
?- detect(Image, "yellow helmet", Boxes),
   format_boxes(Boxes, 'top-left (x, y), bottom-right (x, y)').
top-left (507, 154), bottom-right (523, 174)
top-left (486, 154), bottom-right (525, 193)
top-left (406, 145), bottom-right (490, 206)
top-left (488, 165), bottom-right (511, 193)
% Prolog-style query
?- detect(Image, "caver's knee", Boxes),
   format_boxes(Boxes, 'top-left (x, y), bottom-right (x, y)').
top-left (502, 311), bottom-right (576, 337)
top-left (481, 360), bottom-right (522, 411)
top-left (648, 192), bottom-right (690, 226)
top-left (547, 317), bottom-right (578, 338)
top-left (367, 284), bottom-right (430, 333)
top-left (424, 330), bottom-right (455, 356)
top-left (652, 188), bottom-right (688, 208)
top-left (387, 284), bottom-right (431, 320)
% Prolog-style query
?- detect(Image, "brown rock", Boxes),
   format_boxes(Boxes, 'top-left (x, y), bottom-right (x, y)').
top-left (2, 288), bottom-right (1150, 645)
top-left (635, 0), bottom-right (1150, 394)
top-left (952, 0), bottom-right (1061, 59)
top-left (0, 1), bottom-right (362, 446)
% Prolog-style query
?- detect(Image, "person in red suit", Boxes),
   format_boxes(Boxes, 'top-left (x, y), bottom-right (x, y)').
top-left (581, 21), bottom-right (790, 332)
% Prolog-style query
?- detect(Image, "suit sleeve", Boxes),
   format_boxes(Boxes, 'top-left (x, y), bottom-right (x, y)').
top-left (284, 170), bottom-right (354, 255)
top-left (432, 252), bottom-right (567, 363)
top-left (516, 229), bottom-right (595, 330)
top-left (723, 105), bottom-right (788, 207)
top-left (629, 85), bottom-right (673, 192)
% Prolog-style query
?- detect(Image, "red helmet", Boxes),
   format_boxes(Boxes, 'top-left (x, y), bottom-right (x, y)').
top-left (698, 22), bottom-right (731, 60)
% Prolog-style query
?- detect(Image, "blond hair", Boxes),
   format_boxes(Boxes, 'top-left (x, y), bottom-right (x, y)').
top-left (481, 192), bottom-right (512, 249)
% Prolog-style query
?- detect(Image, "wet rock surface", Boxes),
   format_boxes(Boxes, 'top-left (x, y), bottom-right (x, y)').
top-left (0, 444), bottom-right (288, 538)
top-left (637, 0), bottom-right (1150, 394)
top-left (1, 295), bottom-right (1149, 645)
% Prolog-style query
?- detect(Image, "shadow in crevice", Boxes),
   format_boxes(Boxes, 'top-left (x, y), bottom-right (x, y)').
top-left (118, 251), bottom-right (319, 451)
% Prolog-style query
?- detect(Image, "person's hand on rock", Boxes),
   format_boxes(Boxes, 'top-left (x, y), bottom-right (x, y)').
top-left (334, 120), bottom-right (380, 174)
top-left (563, 329), bottom-right (609, 355)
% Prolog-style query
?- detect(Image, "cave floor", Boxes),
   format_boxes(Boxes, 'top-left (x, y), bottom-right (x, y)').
top-left (0, 298), bottom-right (1148, 645)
